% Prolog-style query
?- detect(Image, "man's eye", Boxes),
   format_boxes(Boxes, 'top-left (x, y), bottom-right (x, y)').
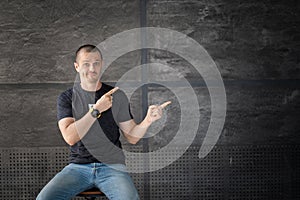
top-left (83, 63), bottom-right (90, 67)
top-left (94, 62), bottom-right (101, 66)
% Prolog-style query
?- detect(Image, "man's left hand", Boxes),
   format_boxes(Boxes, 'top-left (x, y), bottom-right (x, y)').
top-left (145, 101), bottom-right (171, 124)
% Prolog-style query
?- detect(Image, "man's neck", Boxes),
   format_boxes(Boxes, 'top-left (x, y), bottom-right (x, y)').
top-left (80, 81), bottom-right (102, 92)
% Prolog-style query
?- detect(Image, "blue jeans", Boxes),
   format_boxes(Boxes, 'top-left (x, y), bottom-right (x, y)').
top-left (36, 163), bottom-right (139, 200)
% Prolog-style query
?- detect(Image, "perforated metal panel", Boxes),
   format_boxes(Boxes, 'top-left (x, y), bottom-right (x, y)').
top-left (0, 147), bottom-right (67, 199)
top-left (0, 145), bottom-right (299, 200)
top-left (227, 145), bottom-right (300, 200)
top-left (149, 146), bottom-right (227, 200)
top-left (147, 145), bottom-right (300, 200)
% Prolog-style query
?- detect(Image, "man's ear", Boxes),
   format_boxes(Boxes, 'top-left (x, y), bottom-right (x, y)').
top-left (74, 62), bottom-right (80, 72)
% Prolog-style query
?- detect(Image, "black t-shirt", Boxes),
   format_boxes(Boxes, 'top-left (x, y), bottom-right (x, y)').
top-left (57, 83), bottom-right (133, 164)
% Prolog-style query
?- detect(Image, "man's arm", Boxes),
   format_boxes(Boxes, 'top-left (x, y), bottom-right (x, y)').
top-left (58, 115), bottom-right (96, 146)
top-left (119, 101), bottom-right (171, 144)
top-left (58, 87), bottom-right (118, 146)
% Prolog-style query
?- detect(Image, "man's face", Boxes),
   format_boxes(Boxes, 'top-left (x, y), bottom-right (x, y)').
top-left (74, 51), bottom-right (103, 84)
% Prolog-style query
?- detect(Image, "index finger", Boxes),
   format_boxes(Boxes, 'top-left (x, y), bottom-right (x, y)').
top-left (159, 101), bottom-right (172, 109)
top-left (105, 87), bottom-right (119, 96)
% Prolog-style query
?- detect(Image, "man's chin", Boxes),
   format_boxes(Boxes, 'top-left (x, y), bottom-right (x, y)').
top-left (83, 77), bottom-right (98, 84)
top-left (89, 79), bottom-right (99, 83)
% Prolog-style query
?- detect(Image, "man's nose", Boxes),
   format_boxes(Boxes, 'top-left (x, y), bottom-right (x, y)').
top-left (89, 64), bottom-right (95, 72)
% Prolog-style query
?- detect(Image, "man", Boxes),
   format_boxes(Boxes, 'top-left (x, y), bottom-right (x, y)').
top-left (37, 44), bottom-right (171, 200)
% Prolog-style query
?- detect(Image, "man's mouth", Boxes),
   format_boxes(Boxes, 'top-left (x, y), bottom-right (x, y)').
top-left (88, 72), bottom-right (97, 76)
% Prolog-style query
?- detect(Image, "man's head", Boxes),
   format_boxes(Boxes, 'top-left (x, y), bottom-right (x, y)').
top-left (74, 44), bottom-right (103, 84)
top-left (75, 44), bottom-right (103, 62)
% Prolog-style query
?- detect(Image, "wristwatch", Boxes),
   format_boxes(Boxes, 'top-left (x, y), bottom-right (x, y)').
top-left (89, 107), bottom-right (101, 118)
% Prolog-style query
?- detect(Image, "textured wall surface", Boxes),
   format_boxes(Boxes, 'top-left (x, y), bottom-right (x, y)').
top-left (0, 0), bottom-right (140, 147)
top-left (0, 0), bottom-right (299, 199)
top-left (147, 0), bottom-right (300, 147)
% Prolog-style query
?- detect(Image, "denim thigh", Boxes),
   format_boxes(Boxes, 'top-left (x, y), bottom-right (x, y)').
top-left (94, 164), bottom-right (140, 200)
top-left (36, 163), bottom-right (94, 200)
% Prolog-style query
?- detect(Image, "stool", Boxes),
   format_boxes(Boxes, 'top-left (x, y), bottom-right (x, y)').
top-left (76, 187), bottom-right (105, 200)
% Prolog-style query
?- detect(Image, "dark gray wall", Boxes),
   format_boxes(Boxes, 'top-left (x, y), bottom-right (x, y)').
top-left (0, 0), bottom-right (140, 147)
top-left (147, 0), bottom-right (300, 146)
top-left (0, 0), bottom-right (299, 199)
top-left (1, 0), bottom-right (298, 148)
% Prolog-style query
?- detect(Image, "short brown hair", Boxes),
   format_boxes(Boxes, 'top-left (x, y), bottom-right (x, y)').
top-left (75, 44), bottom-right (102, 62)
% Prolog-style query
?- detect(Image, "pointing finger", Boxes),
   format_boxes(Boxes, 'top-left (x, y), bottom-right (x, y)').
top-left (106, 87), bottom-right (119, 96)
top-left (159, 101), bottom-right (171, 109)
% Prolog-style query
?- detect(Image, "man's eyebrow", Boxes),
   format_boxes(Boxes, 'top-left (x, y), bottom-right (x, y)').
top-left (81, 59), bottom-right (101, 62)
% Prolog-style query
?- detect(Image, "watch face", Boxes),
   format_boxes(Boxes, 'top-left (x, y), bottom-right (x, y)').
top-left (91, 108), bottom-right (100, 118)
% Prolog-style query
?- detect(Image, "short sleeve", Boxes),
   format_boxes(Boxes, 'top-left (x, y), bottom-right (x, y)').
top-left (57, 89), bottom-right (73, 121)
top-left (112, 90), bottom-right (133, 123)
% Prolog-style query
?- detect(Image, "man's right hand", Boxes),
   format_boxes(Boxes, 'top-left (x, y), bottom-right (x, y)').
top-left (94, 87), bottom-right (119, 113)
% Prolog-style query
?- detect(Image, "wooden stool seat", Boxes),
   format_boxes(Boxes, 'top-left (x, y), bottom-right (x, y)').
top-left (77, 187), bottom-right (105, 199)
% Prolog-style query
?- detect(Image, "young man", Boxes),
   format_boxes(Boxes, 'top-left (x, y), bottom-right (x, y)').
top-left (37, 44), bottom-right (171, 200)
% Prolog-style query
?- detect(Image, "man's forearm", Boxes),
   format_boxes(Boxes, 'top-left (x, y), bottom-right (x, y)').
top-left (124, 119), bottom-right (152, 144)
top-left (122, 102), bottom-right (171, 144)
top-left (61, 112), bottom-right (97, 146)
